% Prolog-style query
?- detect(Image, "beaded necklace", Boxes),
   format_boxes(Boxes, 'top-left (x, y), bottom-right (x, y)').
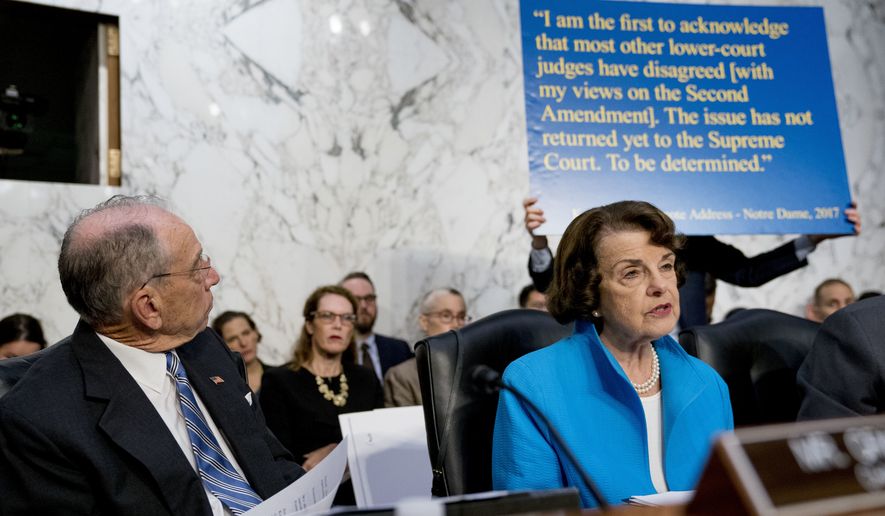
top-left (315, 373), bottom-right (349, 407)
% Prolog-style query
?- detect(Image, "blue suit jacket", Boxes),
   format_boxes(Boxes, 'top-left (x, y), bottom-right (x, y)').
top-left (375, 333), bottom-right (413, 377)
top-left (0, 321), bottom-right (302, 515)
top-left (492, 321), bottom-right (733, 508)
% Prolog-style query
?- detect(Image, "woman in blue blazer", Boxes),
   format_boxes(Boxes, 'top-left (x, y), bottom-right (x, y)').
top-left (493, 201), bottom-right (733, 508)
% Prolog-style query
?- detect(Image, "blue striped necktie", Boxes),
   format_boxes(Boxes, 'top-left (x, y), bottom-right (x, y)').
top-left (166, 352), bottom-right (262, 514)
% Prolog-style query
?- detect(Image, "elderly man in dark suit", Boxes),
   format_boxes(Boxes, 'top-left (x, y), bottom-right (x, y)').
top-left (797, 295), bottom-right (885, 420)
top-left (340, 271), bottom-right (412, 380)
top-left (0, 195), bottom-right (303, 515)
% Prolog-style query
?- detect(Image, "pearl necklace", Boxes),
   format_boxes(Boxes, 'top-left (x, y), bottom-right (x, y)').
top-left (315, 373), bottom-right (349, 407)
top-left (632, 344), bottom-right (660, 395)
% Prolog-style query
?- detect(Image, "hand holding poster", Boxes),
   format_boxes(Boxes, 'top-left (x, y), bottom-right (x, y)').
top-left (520, 0), bottom-right (853, 235)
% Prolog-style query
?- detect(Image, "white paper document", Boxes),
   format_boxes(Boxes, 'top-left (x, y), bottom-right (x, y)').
top-left (244, 436), bottom-right (349, 515)
top-left (339, 406), bottom-right (433, 507)
top-left (626, 490), bottom-right (694, 506)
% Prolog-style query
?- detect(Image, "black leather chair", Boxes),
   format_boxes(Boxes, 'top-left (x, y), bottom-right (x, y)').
top-left (415, 309), bottom-right (572, 496)
top-left (679, 308), bottom-right (819, 427)
top-left (0, 346), bottom-right (51, 397)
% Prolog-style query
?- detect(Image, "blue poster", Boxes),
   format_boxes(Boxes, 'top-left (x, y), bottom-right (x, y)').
top-left (521, 0), bottom-right (853, 235)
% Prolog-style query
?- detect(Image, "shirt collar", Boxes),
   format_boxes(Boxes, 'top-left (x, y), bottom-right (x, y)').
top-left (96, 332), bottom-right (168, 394)
top-left (359, 333), bottom-right (377, 350)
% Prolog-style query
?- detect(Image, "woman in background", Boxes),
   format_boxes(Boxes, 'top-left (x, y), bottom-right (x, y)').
top-left (260, 285), bottom-right (383, 505)
top-left (0, 313), bottom-right (47, 359)
top-left (493, 201), bottom-right (733, 507)
top-left (212, 311), bottom-right (265, 393)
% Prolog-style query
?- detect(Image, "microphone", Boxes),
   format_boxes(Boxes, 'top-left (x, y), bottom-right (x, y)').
top-left (471, 364), bottom-right (610, 510)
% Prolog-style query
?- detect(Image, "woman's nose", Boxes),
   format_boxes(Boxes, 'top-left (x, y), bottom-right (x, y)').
top-left (647, 272), bottom-right (667, 295)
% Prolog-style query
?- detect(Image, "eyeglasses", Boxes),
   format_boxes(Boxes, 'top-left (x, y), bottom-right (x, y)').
top-left (310, 311), bottom-right (358, 325)
top-left (424, 311), bottom-right (472, 324)
top-left (141, 253), bottom-right (213, 289)
top-left (353, 294), bottom-right (377, 304)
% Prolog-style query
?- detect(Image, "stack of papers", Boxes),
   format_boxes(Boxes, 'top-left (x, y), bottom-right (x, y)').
top-left (626, 490), bottom-right (694, 507)
top-left (339, 406), bottom-right (433, 507)
top-left (244, 437), bottom-right (350, 515)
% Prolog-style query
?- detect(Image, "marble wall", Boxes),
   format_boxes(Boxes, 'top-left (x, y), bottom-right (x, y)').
top-left (1, 0), bottom-right (883, 364)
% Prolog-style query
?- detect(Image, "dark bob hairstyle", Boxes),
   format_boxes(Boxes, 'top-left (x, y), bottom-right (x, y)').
top-left (0, 313), bottom-right (47, 348)
top-left (212, 311), bottom-right (261, 341)
top-left (546, 200), bottom-right (686, 326)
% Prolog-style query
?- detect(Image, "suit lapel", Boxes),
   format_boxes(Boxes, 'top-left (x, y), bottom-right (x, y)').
top-left (71, 321), bottom-right (211, 516)
top-left (376, 335), bottom-right (392, 374)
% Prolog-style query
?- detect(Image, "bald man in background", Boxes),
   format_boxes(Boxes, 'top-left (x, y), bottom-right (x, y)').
top-left (383, 288), bottom-right (469, 407)
top-left (805, 278), bottom-right (855, 322)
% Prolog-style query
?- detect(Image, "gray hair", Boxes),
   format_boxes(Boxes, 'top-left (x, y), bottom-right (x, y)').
top-left (58, 195), bottom-right (172, 328)
top-left (420, 288), bottom-right (464, 314)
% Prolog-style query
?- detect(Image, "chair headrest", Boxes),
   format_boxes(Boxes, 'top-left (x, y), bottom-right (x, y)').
top-left (415, 309), bottom-right (572, 495)
top-left (679, 308), bottom-right (820, 426)
top-left (680, 308), bottom-right (818, 367)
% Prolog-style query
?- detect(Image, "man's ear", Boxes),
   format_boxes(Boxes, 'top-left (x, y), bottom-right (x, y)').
top-left (131, 287), bottom-right (163, 330)
top-left (804, 303), bottom-right (820, 323)
top-left (418, 314), bottom-right (429, 334)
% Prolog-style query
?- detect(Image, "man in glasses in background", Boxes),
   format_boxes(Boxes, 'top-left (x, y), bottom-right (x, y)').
top-left (383, 288), bottom-right (470, 407)
top-left (0, 195), bottom-right (303, 515)
top-left (340, 272), bottom-right (412, 381)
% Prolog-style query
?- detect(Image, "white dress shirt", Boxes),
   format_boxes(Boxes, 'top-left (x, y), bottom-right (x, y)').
top-left (641, 391), bottom-right (668, 494)
top-left (98, 333), bottom-right (248, 516)
top-left (529, 246), bottom-right (554, 273)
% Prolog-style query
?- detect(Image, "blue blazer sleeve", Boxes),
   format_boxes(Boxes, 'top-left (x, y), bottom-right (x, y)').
top-left (492, 362), bottom-right (563, 492)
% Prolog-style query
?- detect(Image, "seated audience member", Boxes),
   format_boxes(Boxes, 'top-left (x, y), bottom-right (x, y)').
top-left (0, 313), bottom-right (47, 359)
top-left (523, 197), bottom-right (861, 329)
top-left (724, 307), bottom-right (747, 320)
top-left (805, 278), bottom-right (855, 322)
top-left (384, 288), bottom-right (469, 407)
top-left (518, 284), bottom-right (547, 311)
top-left (857, 290), bottom-right (881, 301)
top-left (493, 200), bottom-right (733, 508)
top-left (797, 295), bottom-right (885, 420)
top-left (260, 285), bottom-right (383, 505)
top-left (212, 311), bottom-right (266, 393)
top-left (0, 195), bottom-right (302, 514)
top-left (339, 272), bottom-right (412, 380)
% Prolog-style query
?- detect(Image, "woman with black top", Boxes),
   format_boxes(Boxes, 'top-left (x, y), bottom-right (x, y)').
top-left (260, 285), bottom-right (383, 506)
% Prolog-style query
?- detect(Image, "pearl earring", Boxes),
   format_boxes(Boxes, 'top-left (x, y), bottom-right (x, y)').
top-left (592, 310), bottom-right (601, 318)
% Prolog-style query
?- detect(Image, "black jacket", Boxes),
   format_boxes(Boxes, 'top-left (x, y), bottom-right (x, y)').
top-left (0, 322), bottom-right (303, 515)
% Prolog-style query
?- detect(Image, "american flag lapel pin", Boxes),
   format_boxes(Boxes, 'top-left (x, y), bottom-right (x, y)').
top-left (210, 376), bottom-right (225, 384)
